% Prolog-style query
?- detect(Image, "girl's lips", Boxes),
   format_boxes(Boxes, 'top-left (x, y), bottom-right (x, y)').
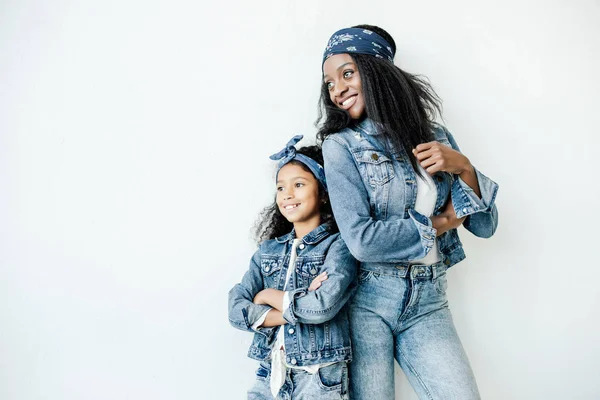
top-left (283, 203), bottom-right (300, 211)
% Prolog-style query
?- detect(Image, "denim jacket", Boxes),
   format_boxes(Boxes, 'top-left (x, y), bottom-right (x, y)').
top-left (321, 118), bottom-right (499, 268)
top-left (228, 223), bottom-right (357, 367)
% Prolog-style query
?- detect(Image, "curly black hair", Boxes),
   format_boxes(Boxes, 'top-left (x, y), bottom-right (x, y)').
top-left (316, 24), bottom-right (443, 177)
top-left (253, 145), bottom-right (337, 244)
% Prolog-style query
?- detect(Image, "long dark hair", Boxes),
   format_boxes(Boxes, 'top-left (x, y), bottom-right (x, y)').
top-left (253, 145), bottom-right (337, 244)
top-left (316, 24), bottom-right (443, 176)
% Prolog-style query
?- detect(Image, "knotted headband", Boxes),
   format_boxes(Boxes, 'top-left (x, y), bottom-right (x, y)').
top-left (322, 27), bottom-right (395, 65)
top-left (269, 135), bottom-right (327, 190)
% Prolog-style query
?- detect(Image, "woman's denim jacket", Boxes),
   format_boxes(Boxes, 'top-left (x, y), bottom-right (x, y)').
top-left (321, 119), bottom-right (499, 268)
top-left (228, 223), bottom-right (358, 367)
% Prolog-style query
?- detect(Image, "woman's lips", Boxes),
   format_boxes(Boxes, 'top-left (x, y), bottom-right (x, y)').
top-left (339, 95), bottom-right (357, 110)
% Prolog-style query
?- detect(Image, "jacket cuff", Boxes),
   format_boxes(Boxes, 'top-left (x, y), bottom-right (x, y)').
top-left (407, 209), bottom-right (436, 256)
top-left (282, 288), bottom-right (308, 326)
top-left (243, 304), bottom-right (277, 338)
top-left (451, 168), bottom-right (499, 218)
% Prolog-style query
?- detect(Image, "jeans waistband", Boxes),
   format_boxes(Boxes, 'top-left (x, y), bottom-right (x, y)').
top-left (360, 261), bottom-right (446, 280)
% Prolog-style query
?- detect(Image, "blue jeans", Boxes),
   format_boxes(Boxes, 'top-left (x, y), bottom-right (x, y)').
top-left (349, 262), bottom-right (481, 400)
top-left (248, 361), bottom-right (349, 400)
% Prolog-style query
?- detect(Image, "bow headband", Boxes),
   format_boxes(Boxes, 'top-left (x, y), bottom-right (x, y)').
top-left (269, 135), bottom-right (327, 190)
top-left (322, 27), bottom-right (395, 65)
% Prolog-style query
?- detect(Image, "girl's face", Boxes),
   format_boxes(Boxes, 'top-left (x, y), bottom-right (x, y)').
top-left (322, 53), bottom-right (365, 120)
top-left (276, 163), bottom-right (321, 228)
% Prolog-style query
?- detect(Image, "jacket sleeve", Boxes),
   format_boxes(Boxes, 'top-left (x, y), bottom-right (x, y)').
top-left (282, 236), bottom-right (358, 325)
top-left (228, 247), bottom-right (277, 338)
top-left (445, 129), bottom-right (499, 238)
top-left (322, 136), bottom-right (437, 263)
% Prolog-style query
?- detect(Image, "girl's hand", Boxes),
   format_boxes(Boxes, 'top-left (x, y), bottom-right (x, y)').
top-left (308, 272), bottom-right (328, 291)
top-left (413, 142), bottom-right (473, 175)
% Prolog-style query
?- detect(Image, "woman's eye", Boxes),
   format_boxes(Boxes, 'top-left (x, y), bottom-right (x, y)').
top-left (343, 70), bottom-right (353, 79)
top-left (326, 81), bottom-right (334, 90)
top-left (277, 186), bottom-right (284, 191)
top-left (295, 182), bottom-right (304, 188)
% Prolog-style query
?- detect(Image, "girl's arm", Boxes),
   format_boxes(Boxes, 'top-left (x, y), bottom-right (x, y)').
top-left (261, 309), bottom-right (287, 327)
top-left (228, 248), bottom-right (278, 337)
top-left (281, 236), bottom-right (358, 326)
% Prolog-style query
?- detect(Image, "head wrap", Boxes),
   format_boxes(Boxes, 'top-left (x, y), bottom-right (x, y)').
top-left (269, 135), bottom-right (327, 190)
top-left (322, 27), bottom-right (395, 65)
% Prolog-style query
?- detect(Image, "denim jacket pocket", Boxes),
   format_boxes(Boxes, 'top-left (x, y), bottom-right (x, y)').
top-left (260, 257), bottom-right (282, 288)
top-left (297, 257), bottom-right (325, 287)
top-left (352, 149), bottom-right (395, 187)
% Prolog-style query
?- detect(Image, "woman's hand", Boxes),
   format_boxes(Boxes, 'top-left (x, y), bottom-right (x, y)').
top-left (431, 200), bottom-right (466, 236)
top-left (413, 141), bottom-right (481, 198)
top-left (413, 142), bottom-right (473, 175)
top-left (308, 272), bottom-right (328, 291)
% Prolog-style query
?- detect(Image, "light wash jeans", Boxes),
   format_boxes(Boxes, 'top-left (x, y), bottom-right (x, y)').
top-left (248, 360), bottom-right (349, 400)
top-left (349, 262), bottom-right (481, 400)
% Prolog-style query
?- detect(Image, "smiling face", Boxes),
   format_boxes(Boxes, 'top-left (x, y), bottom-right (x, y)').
top-left (322, 53), bottom-right (365, 120)
top-left (276, 162), bottom-right (321, 234)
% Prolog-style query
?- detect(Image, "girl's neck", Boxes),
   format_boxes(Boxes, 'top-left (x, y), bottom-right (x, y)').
top-left (293, 219), bottom-right (320, 240)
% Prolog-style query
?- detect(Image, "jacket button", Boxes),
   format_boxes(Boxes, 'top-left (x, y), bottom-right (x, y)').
top-left (290, 359), bottom-right (297, 365)
top-left (444, 259), bottom-right (451, 265)
top-left (371, 153), bottom-right (379, 161)
top-left (298, 243), bottom-right (305, 250)
top-left (264, 266), bottom-right (270, 272)
top-left (288, 328), bottom-right (295, 334)
top-left (310, 268), bottom-right (317, 274)
top-left (436, 175), bottom-right (443, 182)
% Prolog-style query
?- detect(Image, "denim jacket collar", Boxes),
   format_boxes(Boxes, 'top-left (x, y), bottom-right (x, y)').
top-left (275, 223), bottom-right (333, 245)
top-left (352, 117), bottom-right (381, 136)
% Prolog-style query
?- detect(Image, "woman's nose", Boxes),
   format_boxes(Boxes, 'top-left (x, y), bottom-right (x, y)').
top-left (333, 80), bottom-right (348, 98)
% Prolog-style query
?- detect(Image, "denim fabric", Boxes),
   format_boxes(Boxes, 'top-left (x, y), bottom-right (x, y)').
top-left (349, 263), bottom-right (480, 400)
top-left (248, 361), bottom-right (349, 400)
top-left (228, 223), bottom-right (358, 366)
top-left (321, 118), bottom-right (499, 267)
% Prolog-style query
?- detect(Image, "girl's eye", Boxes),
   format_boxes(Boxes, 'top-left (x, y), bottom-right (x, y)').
top-left (326, 81), bottom-right (334, 91)
top-left (277, 186), bottom-right (284, 191)
top-left (343, 70), bottom-right (353, 79)
top-left (295, 182), bottom-right (304, 188)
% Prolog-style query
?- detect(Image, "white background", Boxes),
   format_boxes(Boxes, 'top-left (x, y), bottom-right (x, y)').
top-left (1, 0), bottom-right (599, 399)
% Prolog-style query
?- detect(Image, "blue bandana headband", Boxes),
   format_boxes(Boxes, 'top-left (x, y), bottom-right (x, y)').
top-left (269, 135), bottom-right (327, 190)
top-left (323, 27), bottom-right (395, 65)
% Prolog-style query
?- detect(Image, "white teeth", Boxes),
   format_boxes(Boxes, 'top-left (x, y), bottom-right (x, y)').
top-left (342, 96), bottom-right (355, 106)
top-left (285, 204), bottom-right (299, 210)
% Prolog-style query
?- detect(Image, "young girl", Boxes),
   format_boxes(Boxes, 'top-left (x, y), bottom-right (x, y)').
top-left (228, 135), bottom-right (357, 400)
top-left (318, 25), bottom-right (499, 399)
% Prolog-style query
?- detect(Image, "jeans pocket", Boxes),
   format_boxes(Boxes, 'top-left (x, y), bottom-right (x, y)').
top-left (256, 361), bottom-right (270, 381)
top-left (315, 362), bottom-right (345, 391)
top-left (435, 273), bottom-right (448, 295)
top-left (357, 269), bottom-right (373, 285)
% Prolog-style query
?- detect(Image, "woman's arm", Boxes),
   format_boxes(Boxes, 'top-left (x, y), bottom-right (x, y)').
top-left (322, 137), bottom-right (437, 263)
top-left (413, 128), bottom-right (499, 238)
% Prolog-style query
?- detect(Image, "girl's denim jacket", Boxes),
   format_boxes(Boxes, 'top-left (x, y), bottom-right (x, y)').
top-left (321, 119), bottom-right (499, 268)
top-left (228, 224), bottom-right (358, 367)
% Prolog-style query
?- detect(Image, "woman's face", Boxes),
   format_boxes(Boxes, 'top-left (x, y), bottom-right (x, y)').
top-left (322, 53), bottom-right (365, 120)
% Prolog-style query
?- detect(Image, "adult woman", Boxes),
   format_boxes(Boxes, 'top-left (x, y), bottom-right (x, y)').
top-left (318, 24), bottom-right (498, 399)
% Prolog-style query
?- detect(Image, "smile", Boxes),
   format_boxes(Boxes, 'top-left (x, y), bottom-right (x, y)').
top-left (340, 95), bottom-right (357, 109)
top-left (284, 204), bottom-right (300, 210)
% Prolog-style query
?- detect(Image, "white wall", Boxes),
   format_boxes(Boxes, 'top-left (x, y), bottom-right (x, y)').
top-left (1, 0), bottom-right (599, 399)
